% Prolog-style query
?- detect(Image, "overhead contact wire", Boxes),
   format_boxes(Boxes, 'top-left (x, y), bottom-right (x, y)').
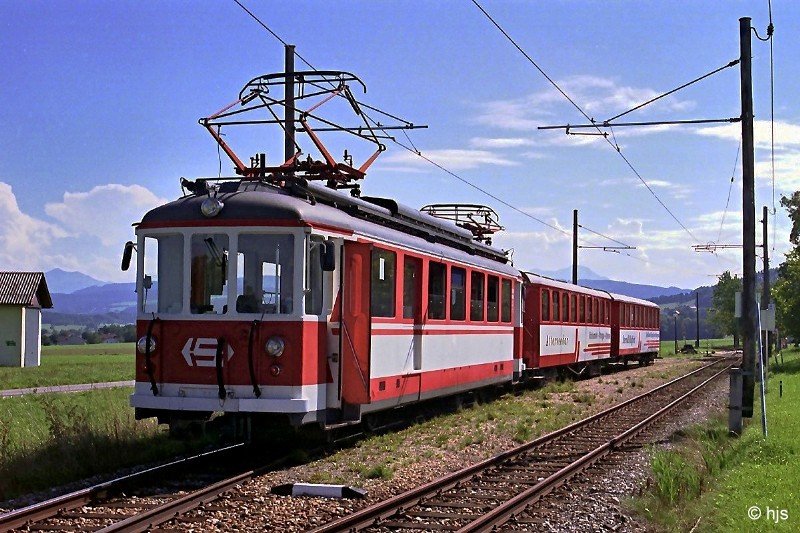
top-left (232, 0), bottom-right (642, 258)
top-left (470, 0), bottom-right (701, 245)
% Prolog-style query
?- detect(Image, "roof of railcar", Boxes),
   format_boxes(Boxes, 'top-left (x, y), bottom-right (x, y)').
top-left (138, 180), bottom-right (520, 277)
top-left (606, 293), bottom-right (660, 307)
top-left (521, 272), bottom-right (612, 299)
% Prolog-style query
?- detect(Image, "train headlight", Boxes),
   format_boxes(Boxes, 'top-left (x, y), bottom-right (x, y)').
top-left (269, 364), bottom-right (282, 377)
top-left (265, 336), bottom-right (285, 357)
top-left (200, 197), bottom-right (224, 218)
top-left (137, 336), bottom-right (157, 354)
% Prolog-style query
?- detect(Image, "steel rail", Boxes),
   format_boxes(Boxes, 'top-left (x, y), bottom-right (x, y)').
top-left (98, 469), bottom-right (256, 533)
top-left (458, 363), bottom-right (731, 532)
top-left (0, 442), bottom-right (246, 531)
top-left (310, 357), bottom-right (730, 532)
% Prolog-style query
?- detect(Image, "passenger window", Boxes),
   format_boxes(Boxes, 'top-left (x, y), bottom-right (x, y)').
top-left (541, 289), bottom-right (550, 322)
top-left (487, 275), bottom-right (499, 322)
top-left (579, 296), bottom-right (585, 323)
top-left (403, 256), bottom-right (421, 319)
top-left (305, 235), bottom-right (325, 315)
top-left (561, 293), bottom-right (569, 322)
top-left (552, 291), bottom-right (560, 323)
top-left (451, 267), bottom-right (467, 321)
top-left (501, 279), bottom-right (512, 322)
top-left (428, 262), bottom-right (446, 319)
top-left (571, 295), bottom-right (577, 322)
top-left (593, 299), bottom-right (598, 324)
top-left (371, 249), bottom-right (396, 317)
top-left (471, 272), bottom-right (485, 321)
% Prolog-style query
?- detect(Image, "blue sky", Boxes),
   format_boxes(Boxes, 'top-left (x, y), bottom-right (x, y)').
top-left (1, 1), bottom-right (796, 287)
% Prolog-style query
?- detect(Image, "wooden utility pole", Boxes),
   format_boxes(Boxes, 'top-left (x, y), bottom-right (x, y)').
top-left (739, 17), bottom-right (757, 420)
top-left (572, 209), bottom-right (578, 284)
top-left (284, 44), bottom-right (296, 164)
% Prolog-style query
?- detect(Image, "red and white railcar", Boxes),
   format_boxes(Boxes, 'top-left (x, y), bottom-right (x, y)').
top-left (129, 181), bottom-right (522, 427)
top-left (521, 274), bottom-right (614, 374)
top-left (610, 294), bottom-right (660, 364)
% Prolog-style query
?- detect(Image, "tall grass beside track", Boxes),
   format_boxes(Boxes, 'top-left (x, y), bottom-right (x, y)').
top-left (0, 388), bottom-right (210, 502)
top-left (632, 348), bottom-right (800, 532)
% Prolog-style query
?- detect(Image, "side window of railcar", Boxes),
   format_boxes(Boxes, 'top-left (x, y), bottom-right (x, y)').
top-left (471, 272), bottom-right (485, 321)
top-left (451, 267), bottom-right (467, 321)
top-left (541, 289), bottom-right (550, 322)
top-left (305, 235), bottom-right (325, 315)
top-left (552, 291), bottom-right (560, 324)
top-left (579, 296), bottom-right (585, 323)
top-left (487, 276), bottom-right (499, 322)
top-left (236, 234), bottom-right (294, 315)
top-left (403, 256), bottom-right (421, 319)
top-left (428, 262), bottom-right (447, 319)
top-left (571, 295), bottom-right (577, 323)
top-left (593, 298), bottom-right (599, 324)
top-left (560, 292), bottom-right (568, 322)
top-left (191, 234), bottom-right (229, 314)
top-left (142, 235), bottom-right (183, 315)
top-left (501, 279), bottom-right (512, 322)
top-left (371, 249), bottom-right (396, 317)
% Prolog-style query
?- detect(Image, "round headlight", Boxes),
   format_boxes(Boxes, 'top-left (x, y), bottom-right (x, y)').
top-left (200, 197), bottom-right (224, 218)
top-left (269, 364), bottom-right (282, 377)
top-left (137, 336), bottom-right (157, 354)
top-left (265, 336), bottom-right (285, 357)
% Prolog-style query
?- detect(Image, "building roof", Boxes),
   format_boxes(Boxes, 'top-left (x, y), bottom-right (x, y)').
top-left (0, 272), bottom-right (53, 308)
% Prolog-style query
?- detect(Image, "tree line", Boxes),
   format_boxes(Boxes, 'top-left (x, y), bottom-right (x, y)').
top-left (706, 192), bottom-right (800, 345)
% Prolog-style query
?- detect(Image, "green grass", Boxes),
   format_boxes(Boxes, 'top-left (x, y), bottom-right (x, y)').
top-left (0, 387), bottom-right (211, 501)
top-left (0, 343), bottom-right (134, 389)
top-left (659, 337), bottom-right (735, 357)
top-left (632, 348), bottom-right (800, 532)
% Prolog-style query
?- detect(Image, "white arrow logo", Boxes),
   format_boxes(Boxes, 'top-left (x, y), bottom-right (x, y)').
top-left (181, 338), bottom-right (235, 367)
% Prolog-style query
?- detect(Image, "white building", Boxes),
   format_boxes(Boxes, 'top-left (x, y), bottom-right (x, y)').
top-left (0, 272), bottom-right (53, 367)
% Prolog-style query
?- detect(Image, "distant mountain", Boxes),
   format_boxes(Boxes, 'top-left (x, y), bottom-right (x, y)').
top-left (45, 282), bottom-right (137, 325)
top-left (45, 268), bottom-right (108, 294)
top-left (532, 266), bottom-right (609, 281)
top-left (580, 279), bottom-right (690, 300)
top-left (527, 266), bottom-right (686, 300)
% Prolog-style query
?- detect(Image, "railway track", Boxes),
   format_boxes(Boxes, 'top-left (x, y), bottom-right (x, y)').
top-left (310, 357), bottom-right (733, 533)
top-left (1, 358), bottom-right (729, 532)
top-left (0, 441), bottom-right (280, 533)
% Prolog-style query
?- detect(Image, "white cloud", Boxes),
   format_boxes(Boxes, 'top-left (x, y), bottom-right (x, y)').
top-left (469, 137), bottom-right (536, 149)
top-left (45, 184), bottom-right (167, 247)
top-left (696, 120), bottom-right (800, 190)
top-left (0, 182), bottom-right (68, 271)
top-left (0, 181), bottom-right (165, 282)
top-left (474, 75), bottom-right (695, 138)
top-left (381, 149), bottom-right (517, 170)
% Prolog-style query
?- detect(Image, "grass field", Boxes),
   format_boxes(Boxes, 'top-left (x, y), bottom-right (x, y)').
top-left (633, 347), bottom-right (800, 532)
top-left (0, 343), bottom-right (134, 390)
top-left (659, 337), bottom-right (736, 356)
top-left (0, 387), bottom-right (214, 502)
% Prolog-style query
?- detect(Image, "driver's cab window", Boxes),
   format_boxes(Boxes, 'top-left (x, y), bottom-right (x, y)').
top-left (237, 234), bottom-right (294, 315)
top-left (190, 234), bottom-right (229, 314)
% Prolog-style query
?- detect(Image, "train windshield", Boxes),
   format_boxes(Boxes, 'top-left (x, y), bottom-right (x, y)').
top-left (190, 234), bottom-right (229, 314)
top-left (141, 234), bottom-right (184, 314)
top-left (236, 234), bottom-right (294, 314)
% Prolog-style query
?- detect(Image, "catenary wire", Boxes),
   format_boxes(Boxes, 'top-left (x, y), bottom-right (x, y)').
top-left (717, 142), bottom-right (741, 244)
top-left (469, 0), bottom-right (701, 244)
top-left (231, 0), bottom-right (646, 259)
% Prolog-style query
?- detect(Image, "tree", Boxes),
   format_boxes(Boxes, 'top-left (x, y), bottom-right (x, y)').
top-left (773, 247), bottom-right (800, 340)
top-left (708, 270), bottom-right (742, 346)
top-left (781, 192), bottom-right (800, 246)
